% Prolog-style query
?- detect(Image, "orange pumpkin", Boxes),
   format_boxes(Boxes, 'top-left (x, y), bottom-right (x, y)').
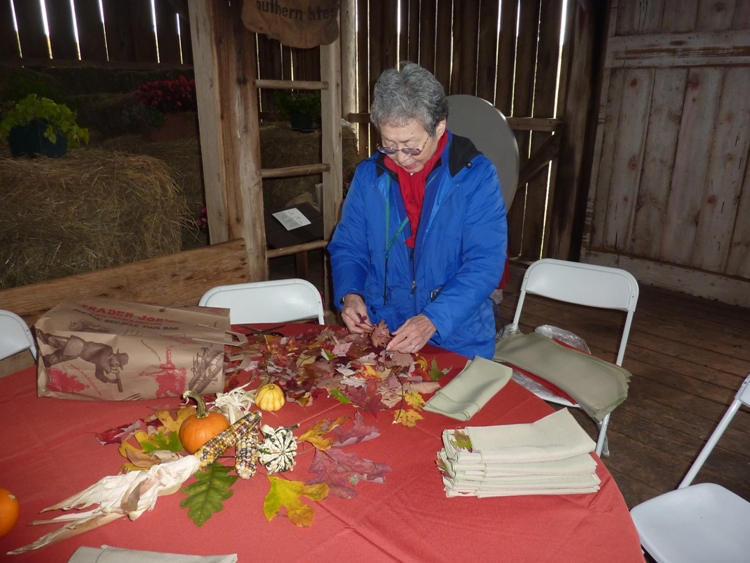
top-left (179, 390), bottom-right (230, 454)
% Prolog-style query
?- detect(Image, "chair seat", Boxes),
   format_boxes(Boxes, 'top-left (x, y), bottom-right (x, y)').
top-left (630, 483), bottom-right (750, 563)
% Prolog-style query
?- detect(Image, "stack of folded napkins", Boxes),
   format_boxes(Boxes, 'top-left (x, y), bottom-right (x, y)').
top-left (437, 408), bottom-right (600, 498)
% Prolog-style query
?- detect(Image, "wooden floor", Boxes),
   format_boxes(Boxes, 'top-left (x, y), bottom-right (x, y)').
top-left (272, 254), bottom-right (750, 509)
top-left (498, 263), bottom-right (750, 509)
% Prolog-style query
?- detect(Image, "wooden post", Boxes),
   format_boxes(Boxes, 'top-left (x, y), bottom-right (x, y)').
top-left (340, 0), bottom-right (357, 124)
top-left (189, 0), bottom-right (268, 280)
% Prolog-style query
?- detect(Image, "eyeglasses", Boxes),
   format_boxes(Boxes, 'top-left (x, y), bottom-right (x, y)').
top-left (376, 137), bottom-right (429, 157)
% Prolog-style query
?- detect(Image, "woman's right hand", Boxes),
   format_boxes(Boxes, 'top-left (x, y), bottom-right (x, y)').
top-left (341, 293), bottom-right (373, 333)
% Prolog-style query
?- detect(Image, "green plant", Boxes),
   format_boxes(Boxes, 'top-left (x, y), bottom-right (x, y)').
top-left (275, 90), bottom-right (321, 127)
top-left (0, 94), bottom-right (89, 148)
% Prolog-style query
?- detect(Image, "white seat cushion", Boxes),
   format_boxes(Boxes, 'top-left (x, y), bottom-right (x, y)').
top-left (630, 483), bottom-right (750, 563)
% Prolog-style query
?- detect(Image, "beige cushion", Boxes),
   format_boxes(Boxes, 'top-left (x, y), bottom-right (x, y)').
top-left (493, 332), bottom-right (630, 421)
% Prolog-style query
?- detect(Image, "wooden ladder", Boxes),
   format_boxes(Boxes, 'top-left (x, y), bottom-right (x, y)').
top-left (189, 1), bottom-right (343, 308)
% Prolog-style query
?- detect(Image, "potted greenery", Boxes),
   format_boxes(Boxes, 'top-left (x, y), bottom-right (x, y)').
top-left (0, 94), bottom-right (89, 158)
top-left (275, 90), bottom-right (321, 131)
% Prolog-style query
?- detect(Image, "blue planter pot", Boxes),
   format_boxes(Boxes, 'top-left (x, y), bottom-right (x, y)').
top-left (8, 119), bottom-right (68, 158)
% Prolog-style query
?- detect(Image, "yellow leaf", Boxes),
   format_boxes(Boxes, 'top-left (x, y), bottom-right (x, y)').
top-left (403, 391), bottom-right (425, 411)
top-left (394, 409), bottom-right (423, 428)
top-left (298, 416), bottom-right (348, 450)
top-left (263, 476), bottom-right (328, 527)
top-left (155, 405), bottom-right (196, 433)
top-left (360, 364), bottom-right (384, 380)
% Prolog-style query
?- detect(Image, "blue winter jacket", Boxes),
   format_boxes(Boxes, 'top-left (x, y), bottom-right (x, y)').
top-left (329, 131), bottom-right (508, 359)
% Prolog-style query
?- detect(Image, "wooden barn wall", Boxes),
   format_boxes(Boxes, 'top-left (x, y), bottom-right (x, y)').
top-left (2, 0), bottom-right (601, 267)
top-left (2, 0), bottom-right (192, 65)
top-left (585, 0), bottom-right (750, 306)
top-left (351, 0), bottom-right (571, 263)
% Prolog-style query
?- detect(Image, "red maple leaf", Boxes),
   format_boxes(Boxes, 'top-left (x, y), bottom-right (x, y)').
top-left (341, 380), bottom-right (389, 417)
top-left (306, 447), bottom-right (391, 498)
top-left (333, 411), bottom-right (380, 446)
top-left (370, 321), bottom-right (392, 348)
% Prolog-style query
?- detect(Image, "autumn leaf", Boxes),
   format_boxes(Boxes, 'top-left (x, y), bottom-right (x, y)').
top-left (342, 380), bottom-right (389, 417)
top-left (298, 416), bottom-right (349, 450)
top-left (403, 391), bottom-right (425, 410)
top-left (95, 420), bottom-right (141, 445)
top-left (329, 389), bottom-right (351, 404)
top-left (154, 405), bottom-right (195, 433)
top-left (393, 409), bottom-right (423, 428)
top-left (263, 476), bottom-right (329, 527)
top-left (451, 429), bottom-right (473, 451)
top-left (180, 462), bottom-right (238, 526)
top-left (333, 411), bottom-right (380, 446)
top-left (135, 429), bottom-right (183, 453)
top-left (429, 358), bottom-right (449, 381)
top-left (370, 321), bottom-right (392, 348)
top-left (118, 442), bottom-right (182, 472)
top-left (307, 447), bottom-right (391, 499)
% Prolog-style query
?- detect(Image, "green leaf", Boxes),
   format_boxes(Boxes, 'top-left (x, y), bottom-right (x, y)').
top-left (138, 430), bottom-right (183, 452)
top-left (429, 358), bottom-right (447, 381)
top-left (180, 462), bottom-right (238, 526)
top-left (329, 389), bottom-right (351, 404)
top-left (263, 476), bottom-right (328, 527)
top-left (450, 430), bottom-right (473, 451)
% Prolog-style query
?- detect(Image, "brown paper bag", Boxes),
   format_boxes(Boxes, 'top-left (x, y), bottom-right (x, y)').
top-left (34, 297), bottom-right (241, 401)
top-left (242, 0), bottom-right (339, 49)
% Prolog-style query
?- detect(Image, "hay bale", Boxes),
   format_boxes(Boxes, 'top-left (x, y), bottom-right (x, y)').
top-left (95, 135), bottom-right (205, 249)
top-left (0, 150), bottom-right (189, 289)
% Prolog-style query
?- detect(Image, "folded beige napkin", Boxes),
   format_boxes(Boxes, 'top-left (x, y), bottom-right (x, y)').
top-left (424, 356), bottom-right (513, 421)
top-left (438, 450), bottom-right (597, 477)
top-left (467, 408), bottom-right (596, 462)
top-left (68, 546), bottom-right (238, 563)
top-left (494, 332), bottom-right (631, 421)
top-left (443, 472), bottom-right (601, 491)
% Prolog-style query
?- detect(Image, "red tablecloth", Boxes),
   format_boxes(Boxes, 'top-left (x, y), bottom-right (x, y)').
top-left (0, 325), bottom-right (644, 562)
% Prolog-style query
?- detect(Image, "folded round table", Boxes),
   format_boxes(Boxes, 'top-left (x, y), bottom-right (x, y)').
top-left (0, 324), bottom-right (644, 562)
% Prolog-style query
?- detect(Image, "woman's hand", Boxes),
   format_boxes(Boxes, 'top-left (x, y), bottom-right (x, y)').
top-left (341, 294), bottom-right (373, 334)
top-left (387, 314), bottom-right (436, 353)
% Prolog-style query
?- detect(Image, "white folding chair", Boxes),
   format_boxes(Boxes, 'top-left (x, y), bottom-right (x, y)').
top-left (199, 278), bottom-right (325, 325)
top-left (505, 258), bottom-right (639, 456)
top-left (630, 374), bottom-right (750, 563)
top-left (446, 94), bottom-right (519, 210)
top-left (0, 309), bottom-right (37, 361)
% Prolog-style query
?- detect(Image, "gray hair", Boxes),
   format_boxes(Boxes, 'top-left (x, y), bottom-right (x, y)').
top-left (370, 62), bottom-right (449, 137)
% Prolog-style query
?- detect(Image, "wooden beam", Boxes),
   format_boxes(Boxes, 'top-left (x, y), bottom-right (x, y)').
top-left (0, 240), bottom-right (250, 328)
top-left (346, 112), bottom-right (563, 132)
top-left (340, 0), bottom-right (357, 121)
top-left (256, 79), bottom-right (328, 90)
top-left (3, 57), bottom-right (193, 70)
top-left (189, 0), bottom-right (268, 280)
top-left (267, 239), bottom-right (329, 259)
top-left (606, 29), bottom-right (750, 68)
top-left (320, 38), bottom-right (343, 241)
top-left (517, 133), bottom-right (561, 187)
top-left (261, 163), bottom-right (330, 179)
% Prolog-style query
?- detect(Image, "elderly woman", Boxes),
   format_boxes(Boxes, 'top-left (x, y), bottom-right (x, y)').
top-left (328, 62), bottom-right (507, 359)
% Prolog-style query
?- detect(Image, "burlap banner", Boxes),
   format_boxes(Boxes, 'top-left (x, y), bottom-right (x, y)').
top-left (242, 0), bottom-right (339, 49)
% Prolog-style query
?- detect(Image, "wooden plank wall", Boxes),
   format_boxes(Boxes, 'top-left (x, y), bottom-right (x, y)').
top-left (351, 0), bottom-right (568, 263)
top-left (5, 0), bottom-right (191, 65)
top-left (2, 0), bottom-right (597, 268)
top-left (586, 0), bottom-right (750, 302)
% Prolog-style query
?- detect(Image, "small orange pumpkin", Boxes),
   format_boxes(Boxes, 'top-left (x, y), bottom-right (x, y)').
top-left (179, 390), bottom-right (230, 454)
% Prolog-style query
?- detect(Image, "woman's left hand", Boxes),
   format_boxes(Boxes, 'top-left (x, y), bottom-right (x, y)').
top-left (387, 314), bottom-right (436, 354)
